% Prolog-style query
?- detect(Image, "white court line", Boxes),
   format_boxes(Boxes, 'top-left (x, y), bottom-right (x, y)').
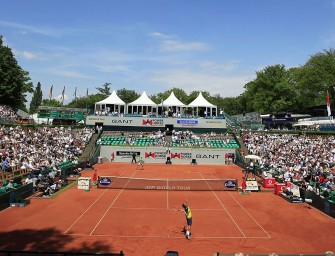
top-left (67, 233), bottom-right (269, 239)
top-left (110, 206), bottom-right (227, 210)
top-left (89, 169), bottom-right (138, 235)
top-left (209, 173), bottom-right (270, 238)
top-left (65, 168), bottom-right (133, 235)
top-left (64, 188), bottom-right (109, 234)
top-left (199, 172), bottom-right (247, 238)
top-left (166, 180), bottom-right (169, 210)
top-left (227, 191), bottom-right (271, 238)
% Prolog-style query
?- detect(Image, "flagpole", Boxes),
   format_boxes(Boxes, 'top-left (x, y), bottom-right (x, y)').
top-left (61, 86), bottom-right (65, 106)
top-left (49, 85), bottom-right (53, 101)
top-left (74, 87), bottom-right (77, 101)
top-left (327, 90), bottom-right (331, 119)
top-left (85, 88), bottom-right (89, 116)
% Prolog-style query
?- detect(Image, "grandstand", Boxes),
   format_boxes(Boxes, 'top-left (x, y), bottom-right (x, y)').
top-left (1, 104), bottom-right (334, 256)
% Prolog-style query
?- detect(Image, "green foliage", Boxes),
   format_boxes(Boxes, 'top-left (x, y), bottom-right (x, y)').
top-left (1, 31), bottom-right (334, 118)
top-left (242, 65), bottom-right (298, 114)
top-left (187, 91), bottom-right (211, 105)
top-left (0, 36), bottom-right (33, 109)
top-left (66, 94), bottom-right (105, 111)
top-left (299, 49), bottom-right (335, 107)
top-left (41, 99), bottom-right (62, 107)
top-left (116, 88), bottom-right (140, 103)
top-left (96, 82), bottom-right (111, 97)
top-left (29, 82), bottom-right (43, 113)
top-left (151, 87), bottom-right (188, 105)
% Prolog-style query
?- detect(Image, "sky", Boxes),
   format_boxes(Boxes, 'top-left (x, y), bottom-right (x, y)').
top-left (1, 0), bottom-right (335, 106)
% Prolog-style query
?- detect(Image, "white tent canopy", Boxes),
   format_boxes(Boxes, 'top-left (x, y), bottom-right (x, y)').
top-left (187, 92), bottom-right (217, 117)
top-left (157, 92), bottom-right (186, 116)
top-left (127, 91), bottom-right (157, 115)
top-left (95, 90), bottom-right (126, 114)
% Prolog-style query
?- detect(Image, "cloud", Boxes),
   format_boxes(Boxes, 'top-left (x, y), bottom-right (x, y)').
top-left (47, 68), bottom-right (95, 79)
top-left (149, 69), bottom-right (253, 97)
top-left (0, 20), bottom-right (59, 37)
top-left (54, 94), bottom-right (69, 101)
top-left (21, 51), bottom-right (44, 60)
top-left (199, 60), bottom-right (240, 72)
top-left (149, 31), bottom-right (209, 52)
top-left (94, 64), bottom-right (132, 74)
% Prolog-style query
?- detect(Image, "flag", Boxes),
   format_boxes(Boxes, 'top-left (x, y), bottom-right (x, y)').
top-left (327, 91), bottom-right (331, 116)
top-left (49, 85), bottom-right (53, 100)
top-left (74, 87), bottom-right (77, 100)
top-left (61, 86), bottom-right (65, 105)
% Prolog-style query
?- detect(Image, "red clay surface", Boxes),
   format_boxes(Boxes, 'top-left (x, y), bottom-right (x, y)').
top-left (0, 163), bottom-right (334, 256)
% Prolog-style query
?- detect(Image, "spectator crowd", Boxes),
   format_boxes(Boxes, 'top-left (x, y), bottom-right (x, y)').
top-left (0, 122), bottom-right (94, 196)
top-left (242, 132), bottom-right (335, 200)
top-left (98, 130), bottom-right (234, 148)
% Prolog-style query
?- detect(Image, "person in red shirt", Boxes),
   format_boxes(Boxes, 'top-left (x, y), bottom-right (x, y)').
top-left (92, 170), bottom-right (98, 186)
top-left (241, 177), bottom-right (247, 194)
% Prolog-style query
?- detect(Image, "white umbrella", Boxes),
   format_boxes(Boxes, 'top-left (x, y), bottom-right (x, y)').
top-left (245, 154), bottom-right (261, 161)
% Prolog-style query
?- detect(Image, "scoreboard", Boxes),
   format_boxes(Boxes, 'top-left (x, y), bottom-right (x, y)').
top-left (37, 107), bottom-right (86, 120)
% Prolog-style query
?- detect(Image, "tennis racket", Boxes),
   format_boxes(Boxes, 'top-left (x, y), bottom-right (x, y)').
top-left (171, 207), bottom-right (182, 212)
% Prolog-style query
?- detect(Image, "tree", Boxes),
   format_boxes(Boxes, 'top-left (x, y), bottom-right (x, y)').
top-left (66, 94), bottom-right (105, 110)
top-left (299, 48), bottom-right (335, 107)
top-left (187, 90), bottom-right (211, 104)
top-left (151, 87), bottom-right (188, 105)
top-left (29, 82), bottom-right (43, 113)
top-left (0, 36), bottom-right (33, 109)
top-left (116, 88), bottom-right (140, 103)
top-left (220, 96), bottom-right (245, 116)
top-left (96, 82), bottom-right (111, 97)
top-left (243, 65), bottom-right (297, 114)
top-left (41, 99), bottom-right (62, 107)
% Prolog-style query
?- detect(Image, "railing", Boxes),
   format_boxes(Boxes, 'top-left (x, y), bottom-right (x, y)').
top-left (0, 250), bottom-right (124, 256)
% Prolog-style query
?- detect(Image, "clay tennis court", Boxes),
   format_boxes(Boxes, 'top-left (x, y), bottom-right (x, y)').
top-left (0, 163), bottom-right (334, 256)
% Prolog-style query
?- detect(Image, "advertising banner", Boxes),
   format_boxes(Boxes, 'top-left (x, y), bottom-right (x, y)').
top-left (100, 146), bottom-right (235, 164)
top-left (86, 115), bottom-right (226, 129)
top-left (78, 177), bottom-right (91, 190)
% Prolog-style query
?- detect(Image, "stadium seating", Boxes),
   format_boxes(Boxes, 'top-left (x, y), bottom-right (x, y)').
top-left (98, 133), bottom-right (239, 149)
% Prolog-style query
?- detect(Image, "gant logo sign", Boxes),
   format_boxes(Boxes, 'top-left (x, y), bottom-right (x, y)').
top-left (196, 154), bottom-right (220, 159)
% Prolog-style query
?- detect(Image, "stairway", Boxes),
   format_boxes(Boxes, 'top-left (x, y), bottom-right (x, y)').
top-left (79, 132), bottom-right (99, 162)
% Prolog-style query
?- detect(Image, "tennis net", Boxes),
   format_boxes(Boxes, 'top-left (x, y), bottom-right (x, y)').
top-left (97, 176), bottom-right (238, 191)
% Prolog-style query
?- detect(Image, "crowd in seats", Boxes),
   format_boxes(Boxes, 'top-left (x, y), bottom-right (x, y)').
top-left (94, 109), bottom-right (225, 119)
top-left (0, 105), bottom-right (19, 123)
top-left (0, 124), bottom-right (95, 196)
top-left (98, 130), bottom-right (238, 148)
top-left (242, 132), bottom-right (335, 203)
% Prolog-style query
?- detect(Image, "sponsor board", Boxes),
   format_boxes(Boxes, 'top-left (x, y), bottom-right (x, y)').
top-left (86, 115), bottom-right (226, 129)
top-left (145, 151), bottom-right (166, 159)
top-left (224, 180), bottom-right (237, 189)
top-left (111, 119), bottom-right (134, 124)
top-left (87, 117), bottom-right (106, 122)
top-left (116, 151), bottom-right (140, 158)
top-left (246, 179), bottom-right (259, 191)
top-left (142, 119), bottom-right (164, 126)
top-left (78, 177), bottom-right (91, 190)
top-left (170, 152), bottom-right (192, 159)
top-left (195, 154), bottom-right (221, 159)
top-left (177, 119), bottom-right (198, 126)
top-left (204, 120), bottom-right (224, 126)
top-left (98, 177), bottom-right (112, 187)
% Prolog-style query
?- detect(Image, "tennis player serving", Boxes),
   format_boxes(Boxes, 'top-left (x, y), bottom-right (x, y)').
top-left (181, 202), bottom-right (192, 239)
